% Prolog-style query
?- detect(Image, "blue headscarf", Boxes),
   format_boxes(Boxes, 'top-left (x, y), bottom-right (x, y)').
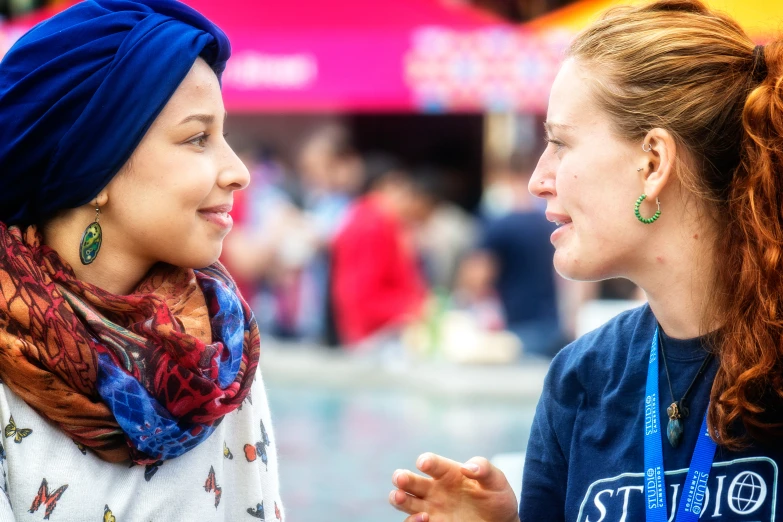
top-left (0, 0), bottom-right (230, 225)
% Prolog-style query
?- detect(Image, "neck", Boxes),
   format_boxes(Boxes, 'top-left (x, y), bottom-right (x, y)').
top-left (42, 213), bottom-right (153, 295)
top-left (634, 226), bottom-right (719, 340)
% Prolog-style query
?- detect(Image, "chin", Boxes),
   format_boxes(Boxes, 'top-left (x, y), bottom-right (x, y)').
top-left (196, 252), bottom-right (222, 269)
top-left (171, 245), bottom-right (223, 270)
top-left (553, 250), bottom-right (605, 282)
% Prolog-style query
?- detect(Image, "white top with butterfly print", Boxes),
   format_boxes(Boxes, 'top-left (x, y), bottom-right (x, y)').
top-left (0, 365), bottom-right (284, 522)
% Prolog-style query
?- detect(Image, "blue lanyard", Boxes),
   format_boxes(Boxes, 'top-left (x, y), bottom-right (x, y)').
top-left (644, 327), bottom-right (717, 522)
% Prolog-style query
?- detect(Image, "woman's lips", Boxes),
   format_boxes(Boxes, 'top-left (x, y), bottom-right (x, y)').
top-left (550, 221), bottom-right (573, 243)
top-left (545, 212), bottom-right (573, 244)
top-left (198, 209), bottom-right (233, 229)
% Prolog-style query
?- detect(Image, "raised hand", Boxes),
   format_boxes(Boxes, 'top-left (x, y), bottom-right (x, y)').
top-left (389, 452), bottom-right (520, 522)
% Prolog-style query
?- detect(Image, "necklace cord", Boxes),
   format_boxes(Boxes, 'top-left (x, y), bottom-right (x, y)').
top-left (658, 326), bottom-right (715, 416)
top-left (659, 332), bottom-right (677, 407)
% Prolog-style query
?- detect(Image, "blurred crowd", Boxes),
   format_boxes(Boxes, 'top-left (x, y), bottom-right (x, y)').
top-left (221, 124), bottom-right (642, 363)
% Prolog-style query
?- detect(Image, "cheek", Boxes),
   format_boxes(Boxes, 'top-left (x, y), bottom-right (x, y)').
top-left (553, 175), bottom-right (633, 278)
top-left (556, 168), bottom-right (593, 225)
top-left (558, 157), bottom-right (629, 228)
top-left (111, 170), bottom-right (213, 237)
top-left (152, 172), bottom-right (215, 218)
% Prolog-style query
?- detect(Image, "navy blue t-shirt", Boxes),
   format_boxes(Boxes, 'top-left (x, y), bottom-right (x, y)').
top-left (478, 211), bottom-right (558, 326)
top-left (520, 304), bottom-right (782, 521)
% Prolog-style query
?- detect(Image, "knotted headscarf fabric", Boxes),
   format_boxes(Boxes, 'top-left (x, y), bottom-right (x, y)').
top-left (0, 0), bottom-right (231, 225)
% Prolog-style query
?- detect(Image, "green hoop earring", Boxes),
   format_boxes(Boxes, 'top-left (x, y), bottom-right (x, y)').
top-left (635, 194), bottom-right (661, 224)
top-left (79, 205), bottom-right (103, 265)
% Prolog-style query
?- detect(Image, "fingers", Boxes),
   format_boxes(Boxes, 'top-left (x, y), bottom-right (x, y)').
top-left (403, 514), bottom-right (430, 522)
top-left (460, 456), bottom-right (512, 491)
top-left (388, 489), bottom-right (429, 516)
top-left (393, 469), bottom-right (431, 498)
top-left (416, 452), bottom-right (462, 480)
top-left (459, 456), bottom-right (491, 479)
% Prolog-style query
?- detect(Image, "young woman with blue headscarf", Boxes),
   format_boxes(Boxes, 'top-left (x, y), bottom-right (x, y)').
top-left (0, 1), bottom-right (283, 519)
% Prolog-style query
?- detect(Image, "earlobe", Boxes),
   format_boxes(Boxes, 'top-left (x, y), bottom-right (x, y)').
top-left (93, 191), bottom-right (109, 207)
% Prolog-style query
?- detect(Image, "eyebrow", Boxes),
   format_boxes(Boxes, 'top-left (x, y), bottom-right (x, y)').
top-left (178, 112), bottom-right (229, 126)
top-left (543, 121), bottom-right (575, 133)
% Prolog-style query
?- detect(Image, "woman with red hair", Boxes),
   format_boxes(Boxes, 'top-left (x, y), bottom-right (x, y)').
top-left (390, 1), bottom-right (783, 520)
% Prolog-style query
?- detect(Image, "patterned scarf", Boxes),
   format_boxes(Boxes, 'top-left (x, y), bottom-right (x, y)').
top-left (0, 223), bottom-right (260, 465)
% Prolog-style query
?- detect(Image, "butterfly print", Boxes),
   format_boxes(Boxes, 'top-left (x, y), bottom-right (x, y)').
top-left (73, 441), bottom-right (87, 455)
top-left (103, 504), bottom-right (116, 522)
top-left (260, 419), bottom-right (270, 447)
top-left (223, 442), bottom-right (233, 460)
top-left (275, 501), bottom-right (282, 520)
top-left (247, 502), bottom-right (265, 519)
top-left (204, 465), bottom-right (222, 508)
top-left (4, 416), bottom-right (32, 443)
top-left (243, 442), bottom-right (268, 470)
top-left (28, 478), bottom-right (68, 520)
top-left (243, 419), bottom-right (271, 470)
top-left (0, 440), bottom-right (8, 502)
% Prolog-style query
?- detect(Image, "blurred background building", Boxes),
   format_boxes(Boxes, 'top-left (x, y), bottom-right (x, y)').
top-left (0, 0), bottom-right (65, 19)
top-left (2, 0), bottom-right (779, 520)
top-left (0, 0), bottom-right (580, 21)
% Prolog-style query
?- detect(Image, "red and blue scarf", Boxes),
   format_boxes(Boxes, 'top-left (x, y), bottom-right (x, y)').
top-left (0, 223), bottom-right (259, 464)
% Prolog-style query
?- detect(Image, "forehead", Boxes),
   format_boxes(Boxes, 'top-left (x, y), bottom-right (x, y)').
top-left (546, 58), bottom-right (605, 132)
top-left (157, 58), bottom-right (223, 119)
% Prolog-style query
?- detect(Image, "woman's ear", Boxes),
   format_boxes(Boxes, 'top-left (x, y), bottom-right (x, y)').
top-left (93, 191), bottom-right (109, 208)
top-left (639, 128), bottom-right (677, 199)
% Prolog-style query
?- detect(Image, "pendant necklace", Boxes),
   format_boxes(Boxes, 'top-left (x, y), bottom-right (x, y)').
top-left (658, 329), bottom-right (714, 448)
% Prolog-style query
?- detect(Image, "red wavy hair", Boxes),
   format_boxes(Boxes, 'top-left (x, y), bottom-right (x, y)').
top-left (569, 0), bottom-right (783, 449)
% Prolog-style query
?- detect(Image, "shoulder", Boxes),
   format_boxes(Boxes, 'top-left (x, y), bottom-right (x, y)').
top-left (545, 304), bottom-right (653, 396)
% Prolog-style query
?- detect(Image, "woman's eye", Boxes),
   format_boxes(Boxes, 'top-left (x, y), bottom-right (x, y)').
top-left (188, 134), bottom-right (209, 148)
top-left (544, 137), bottom-right (564, 152)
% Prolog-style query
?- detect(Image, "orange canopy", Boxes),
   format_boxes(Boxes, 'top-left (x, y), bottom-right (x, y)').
top-left (528, 0), bottom-right (783, 43)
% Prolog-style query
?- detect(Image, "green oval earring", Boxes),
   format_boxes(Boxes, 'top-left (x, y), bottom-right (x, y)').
top-left (79, 205), bottom-right (103, 265)
top-left (635, 194), bottom-right (661, 224)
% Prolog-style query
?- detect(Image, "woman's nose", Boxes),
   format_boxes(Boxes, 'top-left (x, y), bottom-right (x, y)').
top-left (220, 143), bottom-right (251, 191)
top-left (528, 156), bottom-right (555, 199)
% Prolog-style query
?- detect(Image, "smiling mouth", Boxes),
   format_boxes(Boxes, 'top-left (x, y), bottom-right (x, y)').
top-left (200, 210), bottom-right (230, 218)
top-left (198, 209), bottom-right (233, 230)
top-left (555, 219), bottom-right (572, 226)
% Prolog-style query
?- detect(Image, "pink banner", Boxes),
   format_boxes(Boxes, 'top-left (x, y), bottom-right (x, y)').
top-left (0, 0), bottom-right (568, 113)
top-left (222, 29), bottom-right (414, 112)
top-left (220, 26), bottom-right (567, 113)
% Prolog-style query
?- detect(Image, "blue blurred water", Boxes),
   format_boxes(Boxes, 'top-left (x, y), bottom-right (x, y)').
top-left (267, 383), bottom-right (537, 522)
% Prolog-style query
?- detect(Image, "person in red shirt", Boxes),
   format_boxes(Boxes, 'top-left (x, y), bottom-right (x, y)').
top-left (331, 157), bottom-right (440, 347)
